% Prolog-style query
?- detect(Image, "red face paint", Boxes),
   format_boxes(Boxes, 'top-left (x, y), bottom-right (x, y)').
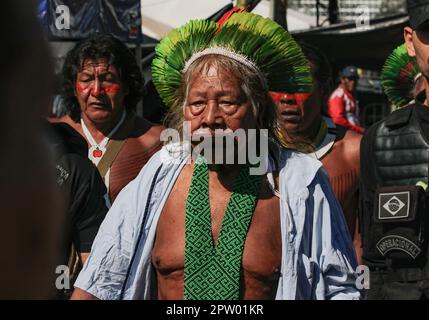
top-left (75, 82), bottom-right (121, 95)
top-left (75, 83), bottom-right (92, 95)
top-left (103, 83), bottom-right (120, 94)
top-left (269, 91), bottom-right (312, 107)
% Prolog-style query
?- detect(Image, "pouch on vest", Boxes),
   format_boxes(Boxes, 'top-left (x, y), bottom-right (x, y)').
top-left (374, 185), bottom-right (428, 261)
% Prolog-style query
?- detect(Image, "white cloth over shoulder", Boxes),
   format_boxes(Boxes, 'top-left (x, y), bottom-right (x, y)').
top-left (75, 144), bottom-right (360, 300)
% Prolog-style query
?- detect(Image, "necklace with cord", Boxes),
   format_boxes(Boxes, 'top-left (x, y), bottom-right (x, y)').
top-left (80, 110), bottom-right (127, 165)
top-left (277, 116), bottom-right (336, 160)
top-left (308, 116), bottom-right (336, 160)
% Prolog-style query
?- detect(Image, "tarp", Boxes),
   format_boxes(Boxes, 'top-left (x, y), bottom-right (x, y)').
top-left (39, 0), bottom-right (142, 43)
top-left (141, 0), bottom-right (315, 40)
top-left (292, 14), bottom-right (409, 71)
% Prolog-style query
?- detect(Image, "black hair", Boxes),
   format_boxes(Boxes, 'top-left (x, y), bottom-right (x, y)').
top-left (60, 33), bottom-right (142, 121)
top-left (298, 42), bottom-right (333, 114)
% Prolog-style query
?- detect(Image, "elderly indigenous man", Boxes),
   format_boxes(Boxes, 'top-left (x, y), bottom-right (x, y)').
top-left (270, 44), bottom-right (363, 263)
top-left (71, 13), bottom-right (359, 300)
top-left (51, 34), bottom-right (163, 203)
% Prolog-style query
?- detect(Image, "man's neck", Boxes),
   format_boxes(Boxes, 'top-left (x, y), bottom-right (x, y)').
top-left (81, 113), bottom-right (121, 144)
top-left (341, 84), bottom-right (354, 96)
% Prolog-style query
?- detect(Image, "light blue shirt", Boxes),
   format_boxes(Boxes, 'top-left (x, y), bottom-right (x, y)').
top-left (75, 144), bottom-right (360, 300)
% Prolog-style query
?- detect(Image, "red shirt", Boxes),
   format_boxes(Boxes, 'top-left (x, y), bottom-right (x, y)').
top-left (328, 84), bottom-right (364, 133)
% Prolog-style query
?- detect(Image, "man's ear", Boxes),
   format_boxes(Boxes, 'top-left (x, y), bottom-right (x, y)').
top-left (404, 26), bottom-right (416, 57)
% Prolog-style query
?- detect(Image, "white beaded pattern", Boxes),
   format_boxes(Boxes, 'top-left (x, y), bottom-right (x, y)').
top-left (183, 47), bottom-right (260, 75)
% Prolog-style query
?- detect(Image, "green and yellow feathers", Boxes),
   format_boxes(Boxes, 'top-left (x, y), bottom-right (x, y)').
top-left (381, 43), bottom-right (420, 108)
top-left (152, 12), bottom-right (312, 109)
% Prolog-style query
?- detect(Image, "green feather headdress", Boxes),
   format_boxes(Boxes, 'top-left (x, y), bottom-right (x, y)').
top-left (381, 43), bottom-right (420, 108)
top-left (152, 12), bottom-right (312, 109)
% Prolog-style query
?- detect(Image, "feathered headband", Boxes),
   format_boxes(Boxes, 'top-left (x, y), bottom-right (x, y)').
top-left (151, 12), bottom-right (312, 110)
top-left (381, 43), bottom-right (420, 108)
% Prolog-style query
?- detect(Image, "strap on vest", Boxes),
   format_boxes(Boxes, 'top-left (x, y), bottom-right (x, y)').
top-left (96, 112), bottom-right (135, 178)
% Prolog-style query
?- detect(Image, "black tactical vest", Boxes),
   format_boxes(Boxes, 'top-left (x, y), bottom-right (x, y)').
top-left (374, 105), bottom-right (429, 186)
top-left (368, 104), bottom-right (429, 281)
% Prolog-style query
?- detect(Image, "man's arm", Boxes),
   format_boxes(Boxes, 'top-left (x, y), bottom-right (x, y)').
top-left (353, 218), bottom-right (363, 266)
top-left (328, 95), bottom-right (364, 133)
top-left (72, 180), bottom-right (139, 300)
top-left (79, 253), bottom-right (90, 265)
top-left (71, 150), bottom-right (163, 300)
top-left (70, 288), bottom-right (99, 300)
top-left (310, 169), bottom-right (360, 300)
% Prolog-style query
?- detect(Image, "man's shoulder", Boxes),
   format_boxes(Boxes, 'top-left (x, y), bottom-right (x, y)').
top-left (363, 104), bottom-right (414, 143)
top-left (329, 86), bottom-right (345, 100)
top-left (131, 143), bottom-right (187, 177)
top-left (333, 128), bottom-right (362, 164)
top-left (129, 116), bottom-right (164, 147)
top-left (48, 115), bottom-right (78, 127)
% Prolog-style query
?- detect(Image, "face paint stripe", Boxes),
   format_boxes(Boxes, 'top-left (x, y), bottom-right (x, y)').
top-left (269, 91), bottom-right (312, 106)
top-left (75, 83), bottom-right (120, 95)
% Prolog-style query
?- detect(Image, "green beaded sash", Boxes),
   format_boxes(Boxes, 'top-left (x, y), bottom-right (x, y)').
top-left (184, 157), bottom-right (261, 300)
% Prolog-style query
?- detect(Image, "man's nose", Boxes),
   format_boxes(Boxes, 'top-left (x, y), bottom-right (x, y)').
top-left (90, 78), bottom-right (104, 96)
top-left (280, 98), bottom-right (297, 105)
top-left (201, 101), bottom-right (223, 128)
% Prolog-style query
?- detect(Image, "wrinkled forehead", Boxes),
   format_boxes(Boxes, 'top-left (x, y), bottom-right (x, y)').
top-left (79, 58), bottom-right (118, 74)
top-left (187, 62), bottom-right (242, 92)
top-left (187, 55), bottom-right (242, 80)
top-left (190, 63), bottom-right (230, 81)
top-left (186, 69), bottom-right (244, 101)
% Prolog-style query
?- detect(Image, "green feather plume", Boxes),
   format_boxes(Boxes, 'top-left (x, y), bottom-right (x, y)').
top-left (212, 12), bottom-right (312, 94)
top-left (152, 12), bottom-right (312, 109)
top-left (152, 20), bottom-right (218, 109)
top-left (381, 43), bottom-right (420, 108)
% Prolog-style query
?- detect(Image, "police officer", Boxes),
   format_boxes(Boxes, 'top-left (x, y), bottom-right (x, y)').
top-left (360, 0), bottom-right (429, 299)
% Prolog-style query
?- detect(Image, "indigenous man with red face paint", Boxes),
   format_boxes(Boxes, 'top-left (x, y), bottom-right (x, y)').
top-left (270, 43), bottom-right (363, 264)
top-left (51, 34), bottom-right (163, 203)
top-left (71, 12), bottom-right (359, 300)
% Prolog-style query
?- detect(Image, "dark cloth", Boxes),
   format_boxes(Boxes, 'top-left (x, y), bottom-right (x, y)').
top-left (407, 0), bottom-right (429, 30)
top-left (365, 272), bottom-right (429, 300)
top-left (43, 122), bottom-right (108, 298)
top-left (44, 121), bottom-right (108, 261)
top-left (360, 93), bottom-right (429, 298)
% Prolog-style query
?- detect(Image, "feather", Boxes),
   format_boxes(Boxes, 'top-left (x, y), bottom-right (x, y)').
top-left (381, 43), bottom-right (419, 108)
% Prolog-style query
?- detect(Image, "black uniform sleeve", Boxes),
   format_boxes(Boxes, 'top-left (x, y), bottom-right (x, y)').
top-left (59, 154), bottom-right (109, 253)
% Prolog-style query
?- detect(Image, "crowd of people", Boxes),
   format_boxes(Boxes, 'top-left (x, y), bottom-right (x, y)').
top-left (2, 0), bottom-right (429, 300)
